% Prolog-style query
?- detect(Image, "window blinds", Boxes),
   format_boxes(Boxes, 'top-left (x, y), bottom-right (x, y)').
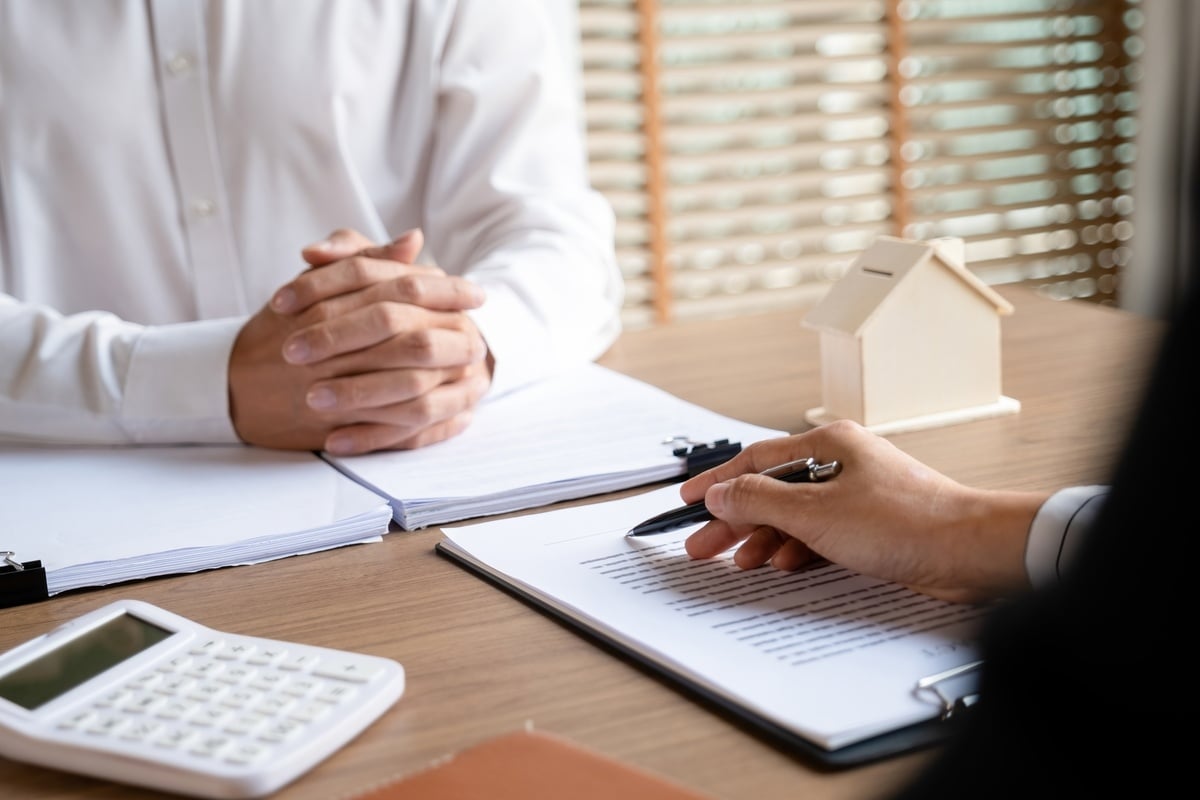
top-left (577, 0), bottom-right (1142, 327)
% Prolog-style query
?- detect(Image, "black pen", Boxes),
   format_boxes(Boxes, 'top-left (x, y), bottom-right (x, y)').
top-left (626, 457), bottom-right (842, 537)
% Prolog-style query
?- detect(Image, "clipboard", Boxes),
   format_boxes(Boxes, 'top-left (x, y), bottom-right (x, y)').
top-left (434, 484), bottom-right (992, 770)
top-left (435, 542), bottom-right (981, 769)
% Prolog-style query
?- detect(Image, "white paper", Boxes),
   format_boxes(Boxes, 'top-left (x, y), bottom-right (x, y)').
top-left (0, 445), bottom-right (391, 595)
top-left (440, 485), bottom-right (988, 752)
top-left (323, 363), bottom-right (787, 529)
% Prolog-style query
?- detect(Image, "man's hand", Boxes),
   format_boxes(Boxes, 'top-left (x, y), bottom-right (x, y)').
top-left (228, 228), bottom-right (493, 454)
top-left (680, 420), bottom-right (1045, 603)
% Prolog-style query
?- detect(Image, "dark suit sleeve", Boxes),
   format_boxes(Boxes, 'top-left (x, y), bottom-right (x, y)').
top-left (890, 278), bottom-right (1198, 798)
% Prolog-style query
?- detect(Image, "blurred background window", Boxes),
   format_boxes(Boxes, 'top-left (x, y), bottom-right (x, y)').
top-left (576, 0), bottom-right (1169, 328)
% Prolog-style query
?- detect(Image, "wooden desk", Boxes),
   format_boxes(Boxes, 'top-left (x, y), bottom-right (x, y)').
top-left (0, 287), bottom-right (1163, 800)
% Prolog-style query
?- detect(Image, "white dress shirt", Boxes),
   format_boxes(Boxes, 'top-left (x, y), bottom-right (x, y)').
top-left (0, 0), bottom-right (623, 445)
top-left (1025, 485), bottom-right (1109, 587)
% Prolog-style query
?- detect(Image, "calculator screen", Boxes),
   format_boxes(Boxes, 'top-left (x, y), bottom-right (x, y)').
top-left (0, 612), bottom-right (172, 710)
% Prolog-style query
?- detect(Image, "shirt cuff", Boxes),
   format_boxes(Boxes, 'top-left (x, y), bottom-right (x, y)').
top-left (467, 277), bottom-right (621, 400)
top-left (1025, 485), bottom-right (1109, 589)
top-left (121, 317), bottom-right (244, 443)
top-left (467, 282), bottom-right (554, 399)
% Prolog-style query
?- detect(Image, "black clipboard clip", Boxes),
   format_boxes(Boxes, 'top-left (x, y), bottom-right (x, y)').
top-left (664, 436), bottom-right (742, 478)
top-left (0, 551), bottom-right (49, 609)
top-left (913, 660), bottom-right (983, 721)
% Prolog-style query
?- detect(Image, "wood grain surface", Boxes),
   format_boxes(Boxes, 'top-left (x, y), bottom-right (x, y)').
top-left (0, 287), bottom-right (1162, 800)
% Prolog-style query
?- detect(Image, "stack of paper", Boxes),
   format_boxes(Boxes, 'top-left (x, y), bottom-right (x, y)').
top-left (322, 363), bottom-right (787, 529)
top-left (0, 445), bottom-right (391, 598)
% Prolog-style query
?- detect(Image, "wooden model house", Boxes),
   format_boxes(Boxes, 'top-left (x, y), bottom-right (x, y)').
top-left (802, 235), bottom-right (1020, 434)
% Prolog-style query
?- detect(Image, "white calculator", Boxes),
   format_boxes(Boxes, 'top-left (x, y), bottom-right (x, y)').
top-left (0, 599), bottom-right (406, 798)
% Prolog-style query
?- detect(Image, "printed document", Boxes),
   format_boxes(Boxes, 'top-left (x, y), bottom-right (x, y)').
top-left (438, 485), bottom-right (988, 753)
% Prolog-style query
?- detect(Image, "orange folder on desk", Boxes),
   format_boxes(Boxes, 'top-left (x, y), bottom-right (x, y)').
top-left (347, 729), bottom-right (713, 800)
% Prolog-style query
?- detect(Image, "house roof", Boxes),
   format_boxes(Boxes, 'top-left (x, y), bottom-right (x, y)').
top-left (802, 235), bottom-right (1014, 336)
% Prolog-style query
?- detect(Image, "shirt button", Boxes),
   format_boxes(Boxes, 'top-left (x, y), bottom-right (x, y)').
top-left (165, 53), bottom-right (194, 76)
top-left (191, 198), bottom-right (217, 218)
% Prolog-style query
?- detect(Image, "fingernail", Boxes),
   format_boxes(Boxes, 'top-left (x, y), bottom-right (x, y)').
top-left (325, 434), bottom-right (354, 455)
top-left (307, 239), bottom-right (333, 252)
top-left (706, 483), bottom-right (729, 515)
top-left (306, 387), bottom-right (337, 409)
top-left (271, 288), bottom-right (296, 312)
top-left (282, 339), bottom-right (310, 364)
top-left (392, 228), bottom-right (418, 243)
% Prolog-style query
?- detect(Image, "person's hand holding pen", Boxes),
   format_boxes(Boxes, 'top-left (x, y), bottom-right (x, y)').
top-left (675, 419), bottom-right (1050, 604)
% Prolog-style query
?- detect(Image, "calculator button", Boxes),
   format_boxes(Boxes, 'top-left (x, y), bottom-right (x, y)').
top-left (123, 692), bottom-right (166, 715)
top-left (216, 641), bottom-right (255, 660)
top-left (94, 688), bottom-right (133, 708)
top-left (56, 710), bottom-right (98, 730)
top-left (189, 706), bottom-right (233, 728)
top-left (280, 677), bottom-right (320, 697)
top-left (120, 719), bottom-right (164, 742)
top-left (223, 713), bottom-right (268, 736)
top-left (315, 684), bottom-right (358, 704)
top-left (221, 688), bottom-right (259, 708)
top-left (288, 702), bottom-right (333, 723)
top-left (84, 713), bottom-right (129, 737)
top-left (186, 660), bottom-right (224, 679)
top-left (160, 655), bottom-right (193, 673)
top-left (156, 675), bottom-right (196, 695)
top-left (187, 680), bottom-right (229, 703)
top-left (127, 671), bottom-right (163, 691)
top-left (249, 671), bottom-right (288, 691)
top-left (311, 658), bottom-right (386, 683)
top-left (188, 637), bottom-right (225, 657)
top-left (155, 699), bottom-right (196, 721)
top-left (257, 718), bottom-right (305, 744)
top-left (278, 651), bottom-right (319, 671)
top-left (252, 695), bottom-right (295, 716)
top-left (246, 646), bottom-right (286, 666)
top-left (188, 734), bottom-right (234, 758)
top-left (217, 665), bottom-right (256, 685)
top-left (225, 741), bottom-right (272, 765)
top-left (153, 726), bottom-right (197, 749)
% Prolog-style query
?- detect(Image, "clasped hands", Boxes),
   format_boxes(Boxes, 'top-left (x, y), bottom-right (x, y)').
top-left (229, 228), bottom-right (491, 455)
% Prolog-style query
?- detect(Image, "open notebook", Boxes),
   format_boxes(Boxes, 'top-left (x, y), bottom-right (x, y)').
top-left (437, 485), bottom-right (989, 767)
top-left (321, 363), bottom-right (786, 529)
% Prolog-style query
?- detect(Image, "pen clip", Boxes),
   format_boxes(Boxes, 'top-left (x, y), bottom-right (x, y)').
top-left (760, 457), bottom-right (815, 478)
top-left (760, 458), bottom-right (841, 482)
top-left (809, 460), bottom-right (841, 481)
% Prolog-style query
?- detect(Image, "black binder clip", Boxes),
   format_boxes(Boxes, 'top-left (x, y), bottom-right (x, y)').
top-left (913, 660), bottom-right (983, 721)
top-left (0, 551), bottom-right (49, 609)
top-left (665, 437), bottom-right (743, 478)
